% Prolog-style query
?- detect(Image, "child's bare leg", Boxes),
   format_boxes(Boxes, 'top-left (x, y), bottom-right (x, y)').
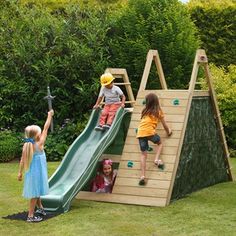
top-left (140, 151), bottom-right (147, 178)
top-left (36, 198), bottom-right (43, 209)
top-left (154, 143), bottom-right (163, 164)
top-left (28, 198), bottom-right (38, 217)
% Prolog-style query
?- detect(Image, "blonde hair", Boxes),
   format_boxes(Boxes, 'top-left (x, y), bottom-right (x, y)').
top-left (23, 125), bottom-right (41, 171)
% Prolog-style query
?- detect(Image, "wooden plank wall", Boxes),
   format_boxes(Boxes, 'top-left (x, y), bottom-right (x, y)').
top-left (110, 90), bottom-right (190, 206)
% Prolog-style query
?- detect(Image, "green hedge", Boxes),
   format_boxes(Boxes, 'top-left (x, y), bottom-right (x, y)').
top-left (0, 1), bottom-right (110, 129)
top-left (0, 0), bottom-right (200, 131)
top-left (0, 130), bottom-right (21, 162)
top-left (108, 0), bottom-right (199, 92)
top-left (201, 64), bottom-right (236, 154)
top-left (45, 115), bottom-right (88, 161)
top-left (209, 64), bottom-right (236, 154)
top-left (189, 0), bottom-right (236, 67)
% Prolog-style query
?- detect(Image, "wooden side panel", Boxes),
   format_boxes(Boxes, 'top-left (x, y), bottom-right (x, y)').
top-left (76, 192), bottom-right (167, 206)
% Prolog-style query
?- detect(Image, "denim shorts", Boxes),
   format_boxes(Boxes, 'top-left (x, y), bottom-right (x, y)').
top-left (138, 135), bottom-right (161, 152)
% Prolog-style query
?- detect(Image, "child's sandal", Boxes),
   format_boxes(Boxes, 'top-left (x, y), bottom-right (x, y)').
top-left (139, 176), bottom-right (146, 186)
top-left (154, 160), bottom-right (165, 170)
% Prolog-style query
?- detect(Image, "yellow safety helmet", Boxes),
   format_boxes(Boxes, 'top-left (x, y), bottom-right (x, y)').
top-left (100, 73), bottom-right (115, 86)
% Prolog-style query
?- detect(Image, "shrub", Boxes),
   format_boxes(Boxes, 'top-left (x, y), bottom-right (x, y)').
top-left (45, 113), bottom-right (89, 161)
top-left (189, 0), bottom-right (236, 67)
top-left (0, 130), bottom-right (21, 162)
top-left (201, 64), bottom-right (236, 154)
top-left (108, 0), bottom-right (199, 93)
top-left (0, 1), bottom-right (110, 130)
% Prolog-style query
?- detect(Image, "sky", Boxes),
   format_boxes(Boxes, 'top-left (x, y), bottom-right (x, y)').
top-left (179, 0), bottom-right (189, 3)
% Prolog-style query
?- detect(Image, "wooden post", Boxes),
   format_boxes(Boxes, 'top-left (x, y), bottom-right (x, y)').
top-left (138, 50), bottom-right (167, 93)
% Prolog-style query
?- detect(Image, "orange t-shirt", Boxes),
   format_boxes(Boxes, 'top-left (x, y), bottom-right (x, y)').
top-left (136, 110), bottom-right (164, 138)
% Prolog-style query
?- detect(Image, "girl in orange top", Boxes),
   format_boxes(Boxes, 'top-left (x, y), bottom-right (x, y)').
top-left (136, 93), bottom-right (172, 185)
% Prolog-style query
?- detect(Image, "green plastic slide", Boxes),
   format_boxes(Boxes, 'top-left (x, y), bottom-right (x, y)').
top-left (41, 108), bottom-right (128, 213)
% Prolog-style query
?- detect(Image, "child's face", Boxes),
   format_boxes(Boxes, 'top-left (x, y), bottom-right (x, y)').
top-left (103, 164), bottom-right (112, 176)
top-left (105, 82), bottom-right (113, 89)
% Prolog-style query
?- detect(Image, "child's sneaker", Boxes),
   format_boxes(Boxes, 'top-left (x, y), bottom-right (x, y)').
top-left (154, 159), bottom-right (165, 170)
top-left (139, 176), bottom-right (146, 186)
top-left (95, 125), bottom-right (104, 131)
top-left (103, 124), bottom-right (111, 129)
top-left (158, 163), bottom-right (165, 170)
top-left (26, 215), bottom-right (43, 223)
top-left (35, 208), bottom-right (47, 216)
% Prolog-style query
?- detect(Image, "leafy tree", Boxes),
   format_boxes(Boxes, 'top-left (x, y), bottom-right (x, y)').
top-left (108, 0), bottom-right (200, 93)
top-left (201, 64), bottom-right (236, 153)
top-left (0, 1), bottom-right (110, 129)
top-left (189, 0), bottom-right (236, 67)
top-left (189, 0), bottom-right (235, 8)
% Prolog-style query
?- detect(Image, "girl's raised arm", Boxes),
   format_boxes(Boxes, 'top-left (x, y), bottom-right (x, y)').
top-left (39, 110), bottom-right (54, 146)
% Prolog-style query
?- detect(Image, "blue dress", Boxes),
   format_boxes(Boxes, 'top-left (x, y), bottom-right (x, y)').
top-left (23, 145), bottom-right (49, 199)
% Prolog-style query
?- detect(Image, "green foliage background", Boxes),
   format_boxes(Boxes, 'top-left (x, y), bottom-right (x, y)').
top-left (189, 0), bottom-right (236, 67)
top-left (201, 64), bottom-right (236, 153)
top-left (0, 0), bottom-right (235, 158)
top-left (0, 130), bottom-right (21, 162)
top-left (108, 0), bottom-right (199, 92)
top-left (0, 0), bottom-right (199, 129)
top-left (0, 1), bottom-right (110, 129)
top-left (189, 0), bottom-right (236, 153)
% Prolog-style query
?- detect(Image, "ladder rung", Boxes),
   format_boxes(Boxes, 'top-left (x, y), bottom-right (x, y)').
top-left (114, 82), bottom-right (131, 85)
top-left (125, 101), bottom-right (136, 104)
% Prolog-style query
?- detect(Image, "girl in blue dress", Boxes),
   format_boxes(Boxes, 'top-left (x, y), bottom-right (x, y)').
top-left (18, 110), bottom-right (54, 222)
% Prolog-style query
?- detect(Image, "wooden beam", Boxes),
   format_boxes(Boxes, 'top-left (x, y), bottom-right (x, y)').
top-left (76, 192), bottom-right (167, 206)
top-left (138, 50), bottom-right (167, 92)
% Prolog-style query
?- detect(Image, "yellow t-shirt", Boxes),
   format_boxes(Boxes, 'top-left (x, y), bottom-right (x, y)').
top-left (136, 110), bottom-right (164, 138)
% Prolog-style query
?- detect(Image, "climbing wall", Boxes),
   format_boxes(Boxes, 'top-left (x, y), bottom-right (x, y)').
top-left (111, 89), bottom-right (189, 206)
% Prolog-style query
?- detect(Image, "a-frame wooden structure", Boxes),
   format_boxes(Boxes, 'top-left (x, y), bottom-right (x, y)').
top-left (77, 49), bottom-right (232, 206)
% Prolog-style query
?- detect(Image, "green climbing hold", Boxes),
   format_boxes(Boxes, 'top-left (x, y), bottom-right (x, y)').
top-left (127, 161), bottom-right (134, 168)
top-left (173, 99), bottom-right (180, 106)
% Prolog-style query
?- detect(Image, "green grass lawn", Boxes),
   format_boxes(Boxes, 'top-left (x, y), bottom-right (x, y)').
top-left (1, 159), bottom-right (236, 236)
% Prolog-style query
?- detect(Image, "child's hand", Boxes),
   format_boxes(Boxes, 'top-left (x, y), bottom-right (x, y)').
top-left (121, 103), bottom-right (125, 108)
top-left (18, 172), bottom-right (22, 181)
top-left (48, 109), bottom-right (54, 116)
top-left (93, 105), bottom-right (99, 109)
